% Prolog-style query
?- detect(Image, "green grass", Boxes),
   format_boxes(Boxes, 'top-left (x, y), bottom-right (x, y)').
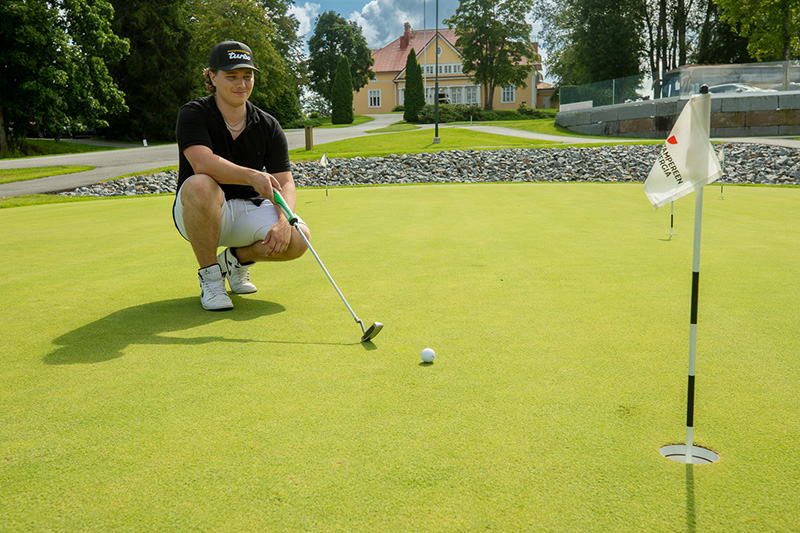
top-left (1, 138), bottom-right (120, 159)
top-left (1, 184), bottom-right (798, 530)
top-left (299, 114), bottom-right (376, 129)
top-left (0, 165), bottom-right (95, 185)
top-left (366, 123), bottom-right (421, 133)
top-left (290, 127), bottom-right (558, 161)
top-left (453, 116), bottom-right (595, 136)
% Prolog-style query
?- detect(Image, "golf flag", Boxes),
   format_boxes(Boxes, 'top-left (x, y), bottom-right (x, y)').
top-left (644, 93), bottom-right (722, 209)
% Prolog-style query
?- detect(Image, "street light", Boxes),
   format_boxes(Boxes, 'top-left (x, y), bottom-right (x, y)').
top-left (433, 0), bottom-right (440, 143)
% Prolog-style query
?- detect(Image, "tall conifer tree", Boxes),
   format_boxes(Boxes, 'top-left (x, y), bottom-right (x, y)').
top-left (331, 56), bottom-right (354, 125)
top-left (403, 49), bottom-right (425, 122)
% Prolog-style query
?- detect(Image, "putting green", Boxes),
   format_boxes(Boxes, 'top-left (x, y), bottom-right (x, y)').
top-left (1, 183), bottom-right (798, 530)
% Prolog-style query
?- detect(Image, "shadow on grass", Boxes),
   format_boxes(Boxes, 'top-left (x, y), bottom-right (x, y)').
top-left (44, 297), bottom-right (285, 365)
top-left (686, 463), bottom-right (696, 533)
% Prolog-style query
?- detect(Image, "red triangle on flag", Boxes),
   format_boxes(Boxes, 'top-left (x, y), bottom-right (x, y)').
top-left (667, 135), bottom-right (678, 144)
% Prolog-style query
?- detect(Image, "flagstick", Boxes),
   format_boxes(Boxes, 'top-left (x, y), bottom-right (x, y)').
top-left (669, 201), bottom-right (676, 238)
top-left (686, 186), bottom-right (703, 463)
top-left (320, 152), bottom-right (329, 201)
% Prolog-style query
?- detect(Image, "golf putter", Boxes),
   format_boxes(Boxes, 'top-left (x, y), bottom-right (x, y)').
top-left (272, 190), bottom-right (383, 342)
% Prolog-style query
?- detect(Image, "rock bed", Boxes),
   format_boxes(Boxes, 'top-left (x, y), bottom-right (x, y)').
top-left (57, 143), bottom-right (799, 197)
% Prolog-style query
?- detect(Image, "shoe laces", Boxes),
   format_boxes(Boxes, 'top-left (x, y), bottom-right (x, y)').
top-left (201, 273), bottom-right (228, 298)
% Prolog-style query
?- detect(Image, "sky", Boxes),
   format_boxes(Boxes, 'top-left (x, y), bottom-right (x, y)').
top-left (288, 0), bottom-right (543, 55)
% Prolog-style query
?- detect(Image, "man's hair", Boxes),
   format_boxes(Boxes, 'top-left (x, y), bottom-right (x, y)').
top-left (203, 68), bottom-right (218, 94)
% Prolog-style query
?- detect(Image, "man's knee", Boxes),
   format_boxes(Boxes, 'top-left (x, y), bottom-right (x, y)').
top-left (180, 174), bottom-right (224, 207)
top-left (285, 223), bottom-right (310, 260)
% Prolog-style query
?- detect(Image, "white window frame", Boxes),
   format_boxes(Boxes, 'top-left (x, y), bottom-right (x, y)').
top-left (501, 85), bottom-right (516, 104)
top-left (465, 86), bottom-right (479, 105)
top-left (368, 89), bottom-right (381, 108)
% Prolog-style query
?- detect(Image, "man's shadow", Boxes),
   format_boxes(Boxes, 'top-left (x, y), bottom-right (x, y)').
top-left (44, 297), bottom-right (285, 365)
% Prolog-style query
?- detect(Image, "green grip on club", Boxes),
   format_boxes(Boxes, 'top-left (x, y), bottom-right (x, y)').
top-left (272, 190), bottom-right (298, 225)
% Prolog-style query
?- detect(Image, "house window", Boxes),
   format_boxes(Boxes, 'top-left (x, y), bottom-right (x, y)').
top-left (368, 89), bottom-right (381, 108)
top-left (398, 87), bottom-right (405, 105)
top-left (449, 87), bottom-right (462, 104)
top-left (465, 86), bottom-right (478, 105)
top-left (425, 86), bottom-right (437, 104)
top-left (501, 85), bottom-right (515, 104)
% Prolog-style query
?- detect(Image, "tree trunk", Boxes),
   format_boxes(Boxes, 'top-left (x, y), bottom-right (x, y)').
top-left (0, 104), bottom-right (8, 155)
top-left (783, 16), bottom-right (791, 61)
top-left (696, 0), bottom-right (715, 63)
top-left (658, 0), bottom-right (667, 72)
top-left (677, 0), bottom-right (686, 66)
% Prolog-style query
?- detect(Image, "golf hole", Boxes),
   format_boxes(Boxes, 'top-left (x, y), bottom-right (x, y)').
top-left (659, 444), bottom-right (720, 464)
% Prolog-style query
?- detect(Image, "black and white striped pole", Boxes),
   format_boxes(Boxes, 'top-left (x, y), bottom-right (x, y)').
top-left (659, 85), bottom-right (720, 464)
top-left (669, 201), bottom-right (676, 238)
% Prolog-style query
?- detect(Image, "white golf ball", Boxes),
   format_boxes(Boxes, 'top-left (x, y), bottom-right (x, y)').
top-left (421, 348), bottom-right (436, 363)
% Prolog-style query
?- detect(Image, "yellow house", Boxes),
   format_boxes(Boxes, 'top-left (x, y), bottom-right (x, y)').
top-left (353, 23), bottom-right (554, 115)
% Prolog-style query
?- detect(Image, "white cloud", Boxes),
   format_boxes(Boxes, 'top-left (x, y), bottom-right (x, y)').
top-left (289, 2), bottom-right (321, 39)
top-left (347, 0), bottom-right (460, 49)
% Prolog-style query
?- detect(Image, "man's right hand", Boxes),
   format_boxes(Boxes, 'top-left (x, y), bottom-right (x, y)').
top-left (250, 170), bottom-right (283, 200)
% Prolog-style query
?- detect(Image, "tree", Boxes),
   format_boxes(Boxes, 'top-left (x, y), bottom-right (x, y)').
top-left (104, 0), bottom-right (196, 142)
top-left (571, 0), bottom-right (643, 82)
top-left (403, 49), bottom-right (425, 122)
top-left (0, 0), bottom-right (129, 153)
top-left (308, 11), bottom-right (374, 102)
top-left (446, 0), bottom-right (538, 110)
top-left (536, 0), bottom-right (642, 87)
top-left (713, 0), bottom-right (800, 61)
top-left (692, 0), bottom-right (751, 64)
top-left (331, 56), bottom-right (354, 125)
top-left (187, 0), bottom-right (301, 124)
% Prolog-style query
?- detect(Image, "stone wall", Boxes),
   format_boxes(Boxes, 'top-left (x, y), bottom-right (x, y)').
top-left (556, 92), bottom-right (800, 138)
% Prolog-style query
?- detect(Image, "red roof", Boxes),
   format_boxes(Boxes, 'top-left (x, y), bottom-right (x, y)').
top-left (371, 25), bottom-right (542, 74)
top-left (372, 28), bottom-right (458, 73)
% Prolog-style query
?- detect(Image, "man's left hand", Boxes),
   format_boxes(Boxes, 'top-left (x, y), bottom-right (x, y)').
top-left (261, 217), bottom-right (293, 256)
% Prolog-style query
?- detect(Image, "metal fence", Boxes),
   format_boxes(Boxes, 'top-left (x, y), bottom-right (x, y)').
top-left (560, 61), bottom-right (800, 108)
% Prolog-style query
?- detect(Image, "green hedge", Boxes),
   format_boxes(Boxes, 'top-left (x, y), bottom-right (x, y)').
top-left (415, 104), bottom-right (554, 124)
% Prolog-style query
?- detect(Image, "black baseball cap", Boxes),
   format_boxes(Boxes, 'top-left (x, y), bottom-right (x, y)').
top-left (209, 41), bottom-right (260, 72)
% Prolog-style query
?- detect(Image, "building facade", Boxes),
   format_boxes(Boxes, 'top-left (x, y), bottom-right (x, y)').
top-left (353, 23), bottom-right (554, 115)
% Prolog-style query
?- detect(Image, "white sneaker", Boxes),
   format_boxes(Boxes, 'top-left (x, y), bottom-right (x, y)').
top-left (217, 248), bottom-right (257, 294)
top-left (198, 264), bottom-right (234, 311)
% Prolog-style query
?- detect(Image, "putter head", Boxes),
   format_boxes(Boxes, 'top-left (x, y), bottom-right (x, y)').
top-left (360, 322), bottom-right (383, 343)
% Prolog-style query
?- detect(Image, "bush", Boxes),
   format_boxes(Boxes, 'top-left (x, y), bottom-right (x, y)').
top-left (264, 85), bottom-right (303, 127)
top-left (415, 104), bottom-right (552, 123)
top-left (392, 105), bottom-right (404, 112)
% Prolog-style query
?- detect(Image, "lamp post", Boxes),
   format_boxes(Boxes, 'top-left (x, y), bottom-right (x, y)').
top-left (433, 0), bottom-right (440, 143)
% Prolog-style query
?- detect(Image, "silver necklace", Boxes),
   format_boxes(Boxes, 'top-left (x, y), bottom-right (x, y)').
top-left (224, 115), bottom-right (246, 133)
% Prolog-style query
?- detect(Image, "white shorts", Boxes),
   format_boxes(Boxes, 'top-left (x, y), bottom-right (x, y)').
top-left (173, 187), bottom-right (304, 249)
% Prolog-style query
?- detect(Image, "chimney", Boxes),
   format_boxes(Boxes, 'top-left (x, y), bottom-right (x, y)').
top-left (401, 22), bottom-right (411, 47)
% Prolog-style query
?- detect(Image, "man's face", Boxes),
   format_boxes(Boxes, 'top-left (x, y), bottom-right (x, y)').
top-left (211, 68), bottom-right (255, 106)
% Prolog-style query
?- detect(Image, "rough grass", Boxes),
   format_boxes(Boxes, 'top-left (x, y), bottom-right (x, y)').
top-left (1, 184), bottom-right (798, 530)
top-left (290, 127), bottom-right (557, 161)
top-left (0, 165), bottom-right (94, 185)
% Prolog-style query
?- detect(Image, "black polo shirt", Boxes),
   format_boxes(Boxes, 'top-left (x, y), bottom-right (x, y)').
top-left (175, 94), bottom-right (291, 200)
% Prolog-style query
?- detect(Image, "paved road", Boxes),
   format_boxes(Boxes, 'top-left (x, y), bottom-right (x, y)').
top-left (0, 114), bottom-right (401, 197)
top-left (2, 113), bottom-right (798, 197)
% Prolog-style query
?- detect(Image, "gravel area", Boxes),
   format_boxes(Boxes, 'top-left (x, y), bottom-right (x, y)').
top-left (57, 143), bottom-right (800, 197)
